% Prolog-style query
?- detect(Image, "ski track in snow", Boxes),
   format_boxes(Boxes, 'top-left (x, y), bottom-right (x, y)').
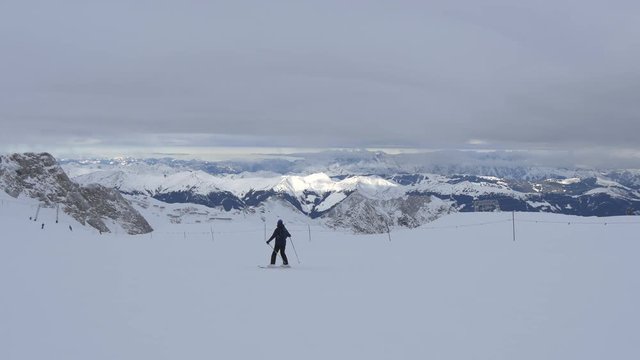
top-left (1, 194), bottom-right (640, 360)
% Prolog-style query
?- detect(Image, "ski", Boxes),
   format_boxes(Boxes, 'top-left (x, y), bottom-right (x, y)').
top-left (258, 265), bottom-right (291, 269)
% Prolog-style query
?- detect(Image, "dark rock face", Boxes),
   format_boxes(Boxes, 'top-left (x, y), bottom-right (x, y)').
top-left (153, 190), bottom-right (244, 211)
top-left (0, 153), bottom-right (152, 235)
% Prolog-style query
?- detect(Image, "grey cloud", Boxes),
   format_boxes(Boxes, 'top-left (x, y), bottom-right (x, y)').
top-left (1, 0), bottom-right (640, 156)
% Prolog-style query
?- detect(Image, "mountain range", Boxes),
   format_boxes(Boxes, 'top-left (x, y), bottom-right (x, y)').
top-left (2, 151), bottom-right (639, 235)
top-left (59, 150), bottom-right (640, 233)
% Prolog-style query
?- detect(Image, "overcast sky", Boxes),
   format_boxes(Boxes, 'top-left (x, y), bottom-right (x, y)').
top-left (1, 0), bottom-right (640, 163)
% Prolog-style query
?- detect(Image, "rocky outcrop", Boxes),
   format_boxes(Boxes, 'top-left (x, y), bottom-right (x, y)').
top-left (323, 191), bottom-right (454, 234)
top-left (0, 153), bottom-right (152, 235)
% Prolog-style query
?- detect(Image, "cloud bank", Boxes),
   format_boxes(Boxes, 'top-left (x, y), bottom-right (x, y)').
top-left (1, 0), bottom-right (640, 156)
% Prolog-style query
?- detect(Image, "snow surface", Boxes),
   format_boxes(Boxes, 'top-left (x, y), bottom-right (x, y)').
top-left (315, 192), bottom-right (347, 212)
top-left (584, 187), bottom-right (632, 198)
top-left (2, 193), bottom-right (640, 360)
top-left (411, 174), bottom-right (522, 197)
top-left (526, 200), bottom-right (554, 209)
top-left (549, 177), bottom-right (582, 185)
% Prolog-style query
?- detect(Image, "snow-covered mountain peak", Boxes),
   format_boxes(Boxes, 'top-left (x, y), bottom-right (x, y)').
top-left (339, 176), bottom-right (400, 199)
top-left (340, 175), bottom-right (397, 188)
top-left (275, 173), bottom-right (334, 194)
top-left (273, 173), bottom-right (399, 198)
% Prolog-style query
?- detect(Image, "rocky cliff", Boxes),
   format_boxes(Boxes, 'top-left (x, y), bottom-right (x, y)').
top-left (324, 191), bottom-right (454, 233)
top-left (0, 153), bottom-right (152, 235)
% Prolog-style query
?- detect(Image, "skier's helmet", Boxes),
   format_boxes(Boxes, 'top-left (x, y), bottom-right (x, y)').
top-left (277, 219), bottom-right (283, 226)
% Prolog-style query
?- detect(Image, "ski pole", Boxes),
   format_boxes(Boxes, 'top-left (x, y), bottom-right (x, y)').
top-left (289, 237), bottom-right (301, 264)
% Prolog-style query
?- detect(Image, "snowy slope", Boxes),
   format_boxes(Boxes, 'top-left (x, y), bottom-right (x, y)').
top-left (408, 174), bottom-right (523, 197)
top-left (2, 200), bottom-right (640, 360)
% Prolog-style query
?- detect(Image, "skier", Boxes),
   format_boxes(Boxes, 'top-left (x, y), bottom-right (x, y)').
top-left (267, 220), bottom-right (291, 266)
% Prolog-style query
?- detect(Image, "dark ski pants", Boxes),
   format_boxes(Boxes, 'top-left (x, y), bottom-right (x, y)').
top-left (271, 243), bottom-right (288, 265)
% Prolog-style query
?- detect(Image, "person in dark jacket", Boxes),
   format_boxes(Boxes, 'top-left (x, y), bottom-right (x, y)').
top-left (267, 220), bottom-right (291, 266)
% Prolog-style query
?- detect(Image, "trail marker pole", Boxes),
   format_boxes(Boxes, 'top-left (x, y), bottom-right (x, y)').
top-left (512, 211), bottom-right (516, 242)
top-left (210, 226), bottom-right (215, 242)
top-left (308, 224), bottom-right (312, 242)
